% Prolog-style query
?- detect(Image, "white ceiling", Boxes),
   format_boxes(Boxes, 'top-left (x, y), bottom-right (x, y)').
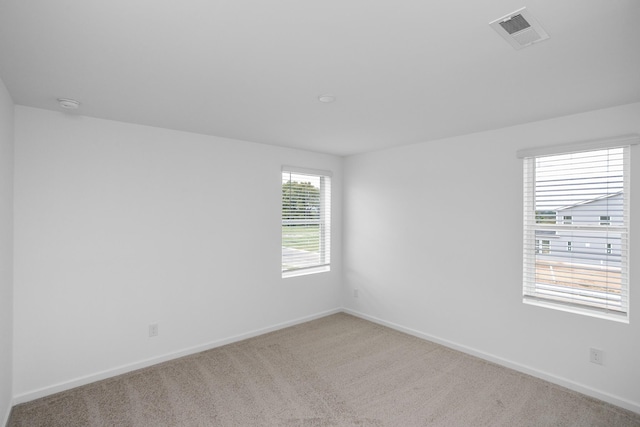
top-left (1, 1), bottom-right (639, 156)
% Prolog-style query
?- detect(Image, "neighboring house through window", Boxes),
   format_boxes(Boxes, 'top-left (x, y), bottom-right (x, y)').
top-left (519, 136), bottom-right (637, 322)
top-left (281, 167), bottom-right (331, 277)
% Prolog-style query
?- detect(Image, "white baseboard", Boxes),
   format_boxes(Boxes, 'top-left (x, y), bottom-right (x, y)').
top-left (12, 308), bottom-right (341, 406)
top-left (343, 308), bottom-right (640, 415)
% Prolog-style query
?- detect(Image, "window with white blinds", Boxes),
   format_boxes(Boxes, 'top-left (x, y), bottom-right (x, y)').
top-left (281, 168), bottom-right (331, 277)
top-left (520, 139), bottom-right (635, 321)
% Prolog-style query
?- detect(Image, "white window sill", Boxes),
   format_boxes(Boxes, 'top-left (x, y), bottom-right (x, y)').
top-left (523, 297), bottom-right (629, 324)
top-left (282, 265), bottom-right (330, 279)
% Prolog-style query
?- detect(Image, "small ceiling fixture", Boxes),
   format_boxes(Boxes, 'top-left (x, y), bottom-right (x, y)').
top-left (318, 94), bottom-right (336, 103)
top-left (490, 7), bottom-right (549, 50)
top-left (57, 98), bottom-right (80, 109)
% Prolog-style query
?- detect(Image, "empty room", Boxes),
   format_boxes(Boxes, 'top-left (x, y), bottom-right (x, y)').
top-left (1, 1), bottom-right (640, 426)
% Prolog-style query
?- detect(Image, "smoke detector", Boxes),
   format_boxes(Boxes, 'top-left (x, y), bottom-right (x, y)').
top-left (490, 7), bottom-right (549, 50)
top-left (57, 98), bottom-right (80, 109)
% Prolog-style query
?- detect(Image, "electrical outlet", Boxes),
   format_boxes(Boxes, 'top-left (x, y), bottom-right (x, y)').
top-left (590, 348), bottom-right (603, 365)
top-left (353, 289), bottom-right (359, 298)
top-left (149, 323), bottom-right (159, 338)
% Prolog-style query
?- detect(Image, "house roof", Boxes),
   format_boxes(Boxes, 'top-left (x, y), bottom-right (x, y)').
top-left (555, 191), bottom-right (623, 212)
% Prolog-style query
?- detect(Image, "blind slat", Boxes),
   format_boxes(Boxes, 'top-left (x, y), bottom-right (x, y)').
top-left (522, 145), bottom-right (630, 319)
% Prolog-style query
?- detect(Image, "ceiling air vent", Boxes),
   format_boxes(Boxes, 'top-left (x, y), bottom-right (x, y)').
top-left (490, 7), bottom-right (549, 50)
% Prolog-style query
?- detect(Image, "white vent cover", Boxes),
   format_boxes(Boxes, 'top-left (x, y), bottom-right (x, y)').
top-left (490, 7), bottom-right (549, 50)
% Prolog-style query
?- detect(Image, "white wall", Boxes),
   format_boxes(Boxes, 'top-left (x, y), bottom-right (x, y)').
top-left (11, 99), bottom-right (640, 412)
top-left (343, 102), bottom-right (640, 412)
top-left (0, 77), bottom-right (14, 425)
top-left (13, 106), bottom-right (343, 401)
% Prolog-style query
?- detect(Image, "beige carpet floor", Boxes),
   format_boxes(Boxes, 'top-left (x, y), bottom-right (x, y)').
top-left (8, 313), bottom-right (640, 426)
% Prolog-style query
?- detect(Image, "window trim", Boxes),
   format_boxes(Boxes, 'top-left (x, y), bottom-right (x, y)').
top-left (519, 136), bottom-right (639, 322)
top-left (516, 134), bottom-right (639, 159)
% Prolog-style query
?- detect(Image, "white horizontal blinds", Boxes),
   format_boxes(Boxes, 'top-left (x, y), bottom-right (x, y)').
top-left (523, 146), bottom-right (629, 315)
top-left (282, 170), bottom-right (331, 274)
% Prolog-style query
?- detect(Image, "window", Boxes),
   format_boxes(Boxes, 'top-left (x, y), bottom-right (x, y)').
top-left (519, 137), bottom-right (637, 322)
top-left (281, 167), bottom-right (331, 277)
top-left (534, 239), bottom-right (552, 254)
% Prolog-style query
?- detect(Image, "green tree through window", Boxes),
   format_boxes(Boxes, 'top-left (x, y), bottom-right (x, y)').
top-left (282, 180), bottom-right (320, 220)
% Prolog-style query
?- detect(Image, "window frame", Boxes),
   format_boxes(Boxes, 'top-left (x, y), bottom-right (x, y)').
top-left (518, 136), bottom-right (638, 322)
top-left (281, 166), bottom-right (332, 278)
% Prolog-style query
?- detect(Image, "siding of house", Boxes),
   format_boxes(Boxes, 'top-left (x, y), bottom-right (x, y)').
top-left (537, 193), bottom-right (623, 267)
